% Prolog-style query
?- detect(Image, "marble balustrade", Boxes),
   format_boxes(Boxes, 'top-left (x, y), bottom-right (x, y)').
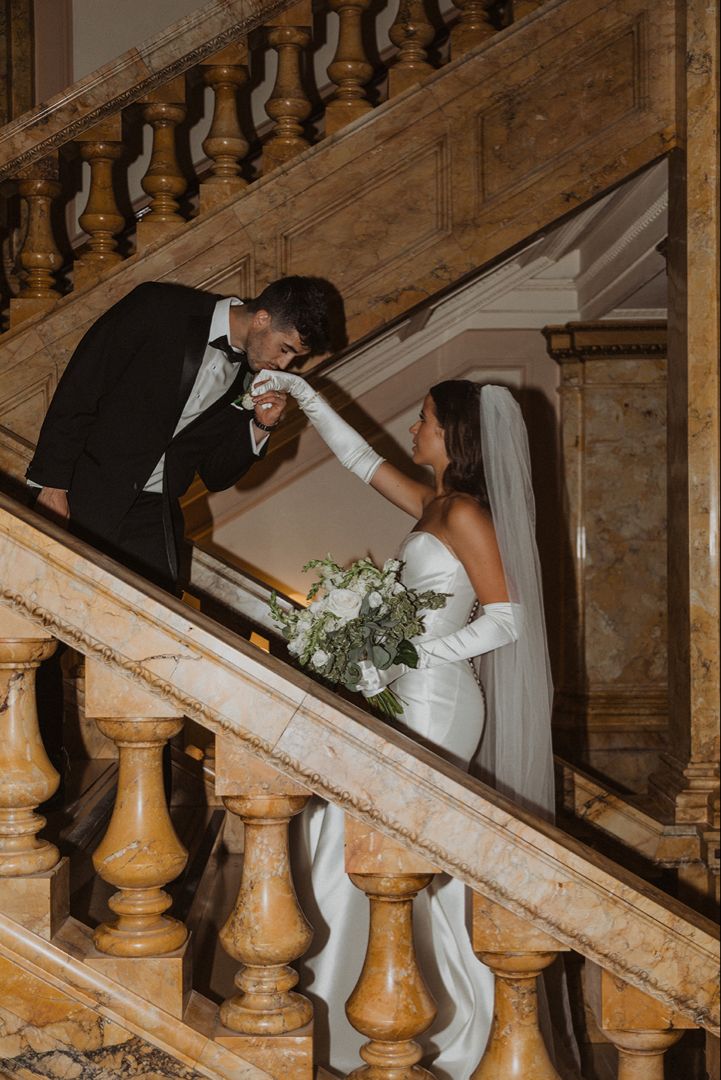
top-left (0, 493), bottom-right (718, 1077)
top-left (1, 0), bottom-right (520, 330)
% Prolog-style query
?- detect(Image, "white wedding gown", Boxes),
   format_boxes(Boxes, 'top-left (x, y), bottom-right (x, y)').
top-left (295, 531), bottom-right (494, 1079)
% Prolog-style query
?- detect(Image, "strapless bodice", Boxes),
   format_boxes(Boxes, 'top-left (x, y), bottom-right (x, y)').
top-left (398, 531), bottom-right (476, 640)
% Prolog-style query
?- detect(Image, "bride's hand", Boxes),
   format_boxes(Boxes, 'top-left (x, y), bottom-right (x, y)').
top-left (354, 659), bottom-right (408, 697)
top-left (251, 370), bottom-right (313, 407)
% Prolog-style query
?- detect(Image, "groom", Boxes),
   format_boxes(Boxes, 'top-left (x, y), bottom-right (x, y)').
top-left (27, 275), bottom-right (336, 590)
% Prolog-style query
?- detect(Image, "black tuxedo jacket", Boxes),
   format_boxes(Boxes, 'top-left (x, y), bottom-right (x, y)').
top-left (27, 282), bottom-right (261, 544)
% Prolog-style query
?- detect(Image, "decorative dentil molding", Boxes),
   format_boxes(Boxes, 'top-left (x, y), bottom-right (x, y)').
top-left (542, 320), bottom-right (667, 363)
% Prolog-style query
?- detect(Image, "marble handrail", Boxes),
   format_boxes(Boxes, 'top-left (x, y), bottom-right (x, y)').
top-left (188, 543), bottom-right (296, 641)
top-left (0, 492), bottom-right (718, 1034)
top-left (0, 0), bottom-right (293, 182)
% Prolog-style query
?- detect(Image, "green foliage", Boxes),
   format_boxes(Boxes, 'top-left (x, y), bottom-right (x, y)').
top-left (267, 553), bottom-right (447, 717)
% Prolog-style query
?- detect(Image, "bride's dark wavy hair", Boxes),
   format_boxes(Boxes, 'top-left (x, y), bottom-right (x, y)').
top-left (429, 380), bottom-right (489, 509)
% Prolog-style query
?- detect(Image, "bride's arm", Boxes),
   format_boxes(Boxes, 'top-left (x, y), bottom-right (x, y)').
top-left (252, 372), bottom-right (433, 517)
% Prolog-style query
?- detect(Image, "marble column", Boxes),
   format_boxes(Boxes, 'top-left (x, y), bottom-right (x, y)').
top-left (647, 0), bottom-right (720, 826)
top-left (543, 321), bottom-right (668, 793)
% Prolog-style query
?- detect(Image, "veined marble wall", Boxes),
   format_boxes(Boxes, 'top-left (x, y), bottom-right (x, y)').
top-left (544, 322), bottom-right (668, 794)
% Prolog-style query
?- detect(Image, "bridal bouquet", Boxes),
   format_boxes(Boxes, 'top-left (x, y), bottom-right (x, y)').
top-left (268, 555), bottom-right (447, 719)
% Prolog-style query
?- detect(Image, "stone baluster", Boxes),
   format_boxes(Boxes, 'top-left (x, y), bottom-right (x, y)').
top-left (263, 1), bottom-right (313, 174)
top-left (137, 75), bottom-right (187, 253)
top-left (325, 0), bottom-right (374, 136)
top-left (345, 818), bottom-right (438, 1077)
top-left (387, 0), bottom-right (435, 98)
top-left (9, 154), bottom-right (62, 328)
top-left (0, 607), bottom-right (60, 878)
top-left (199, 43), bottom-right (250, 214)
top-left (449, 0), bottom-right (496, 60)
top-left (0, 607), bottom-right (70, 942)
top-left (214, 738), bottom-right (314, 1066)
top-left (584, 962), bottom-right (696, 1080)
top-left (84, 660), bottom-right (188, 963)
top-left (74, 116), bottom-right (125, 290)
top-left (471, 893), bottom-right (568, 1078)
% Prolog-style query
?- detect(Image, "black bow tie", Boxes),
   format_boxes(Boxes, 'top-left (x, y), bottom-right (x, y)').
top-left (209, 335), bottom-right (246, 364)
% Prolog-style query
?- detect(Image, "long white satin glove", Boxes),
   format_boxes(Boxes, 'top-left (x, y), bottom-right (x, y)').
top-left (355, 603), bottom-right (519, 697)
top-left (251, 371), bottom-right (383, 483)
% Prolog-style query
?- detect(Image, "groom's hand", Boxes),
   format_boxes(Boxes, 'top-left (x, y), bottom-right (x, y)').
top-left (35, 486), bottom-right (70, 526)
top-left (251, 385), bottom-right (287, 430)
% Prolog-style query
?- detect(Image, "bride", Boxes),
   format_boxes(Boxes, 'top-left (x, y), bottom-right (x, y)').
top-left (252, 374), bottom-right (555, 1078)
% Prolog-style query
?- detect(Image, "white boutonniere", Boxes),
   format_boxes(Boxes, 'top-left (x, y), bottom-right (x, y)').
top-left (231, 369), bottom-right (255, 411)
top-left (231, 391), bottom-right (255, 411)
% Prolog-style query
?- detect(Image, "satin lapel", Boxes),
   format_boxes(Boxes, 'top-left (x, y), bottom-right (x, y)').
top-left (177, 314), bottom-right (212, 414)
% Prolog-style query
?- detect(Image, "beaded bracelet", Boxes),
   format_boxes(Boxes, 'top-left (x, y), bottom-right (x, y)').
top-left (253, 416), bottom-right (280, 433)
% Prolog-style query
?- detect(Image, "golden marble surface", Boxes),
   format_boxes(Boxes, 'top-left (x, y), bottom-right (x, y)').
top-left (0, 913), bottom-right (275, 1079)
top-left (0, 0), bottom-right (676, 486)
top-left (545, 323), bottom-right (669, 792)
top-left (85, 943), bottom-right (192, 1019)
top-left (345, 815), bottom-right (438, 875)
top-left (0, 857), bottom-right (68, 940)
top-left (653, 0), bottom-right (720, 825)
top-left (560, 760), bottom-right (702, 866)
top-left (215, 1024), bottom-right (313, 1080)
top-left (0, 495), bottom-right (718, 1035)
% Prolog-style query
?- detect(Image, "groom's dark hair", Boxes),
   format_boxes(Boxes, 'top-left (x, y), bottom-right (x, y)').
top-left (246, 276), bottom-right (337, 356)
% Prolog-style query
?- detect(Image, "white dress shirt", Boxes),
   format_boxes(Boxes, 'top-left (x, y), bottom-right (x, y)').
top-left (143, 296), bottom-right (266, 493)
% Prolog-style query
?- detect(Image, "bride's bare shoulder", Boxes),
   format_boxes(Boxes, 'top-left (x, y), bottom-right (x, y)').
top-left (443, 493), bottom-right (493, 529)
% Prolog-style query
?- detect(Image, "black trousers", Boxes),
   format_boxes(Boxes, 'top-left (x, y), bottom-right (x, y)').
top-left (111, 492), bottom-right (179, 593)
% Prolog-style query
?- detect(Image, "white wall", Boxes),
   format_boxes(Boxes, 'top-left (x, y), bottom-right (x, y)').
top-left (72, 0), bottom-right (206, 79)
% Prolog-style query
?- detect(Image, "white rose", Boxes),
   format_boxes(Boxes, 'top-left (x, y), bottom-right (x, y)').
top-left (367, 591), bottom-right (383, 609)
top-left (311, 649), bottom-right (330, 669)
top-left (326, 588), bottom-right (362, 622)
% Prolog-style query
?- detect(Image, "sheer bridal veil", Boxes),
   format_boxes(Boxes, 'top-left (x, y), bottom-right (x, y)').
top-left (475, 384), bottom-right (555, 819)
top-left (475, 384), bottom-right (581, 1078)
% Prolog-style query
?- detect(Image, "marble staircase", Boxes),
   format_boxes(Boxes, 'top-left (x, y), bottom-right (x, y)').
top-left (0, 493), bottom-right (718, 1079)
